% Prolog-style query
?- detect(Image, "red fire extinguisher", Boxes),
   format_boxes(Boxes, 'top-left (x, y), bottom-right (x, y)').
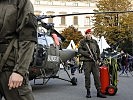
top-left (99, 65), bottom-right (110, 94)
top-left (99, 65), bottom-right (117, 96)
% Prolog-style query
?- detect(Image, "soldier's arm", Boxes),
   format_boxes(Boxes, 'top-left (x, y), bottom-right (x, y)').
top-left (13, 0), bottom-right (37, 77)
top-left (78, 40), bottom-right (90, 57)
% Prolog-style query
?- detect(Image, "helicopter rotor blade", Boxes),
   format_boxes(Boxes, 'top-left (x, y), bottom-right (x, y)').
top-left (52, 10), bottom-right (133, 17)
top-left (37, 10), bottom-right (133, 20)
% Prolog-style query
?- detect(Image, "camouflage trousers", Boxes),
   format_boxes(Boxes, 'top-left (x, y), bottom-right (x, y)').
top-left (83, 61), bottom-right (101, 90)
top-left (0, 71), bottom-right (34, 100)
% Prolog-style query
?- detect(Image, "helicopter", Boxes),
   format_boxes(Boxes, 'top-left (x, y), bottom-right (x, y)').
top-left (28, 15), bottom-right (78, 86)
top-left (28, 10), bottom-right (133, 86)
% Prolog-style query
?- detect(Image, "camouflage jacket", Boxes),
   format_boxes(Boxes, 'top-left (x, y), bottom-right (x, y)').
top-left (0, 0), bottom-right (37, 76)
top-left (78, 38), bottom-right (100, 61)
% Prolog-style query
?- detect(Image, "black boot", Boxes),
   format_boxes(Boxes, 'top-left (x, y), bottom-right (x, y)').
top-left (86, 89), bottom-right (91, 98)
top-left (97, 91), bottom-right (107, 98)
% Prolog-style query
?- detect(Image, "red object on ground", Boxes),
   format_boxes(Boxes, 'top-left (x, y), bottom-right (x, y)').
top-left (99, 65), bottom-right (110, 94)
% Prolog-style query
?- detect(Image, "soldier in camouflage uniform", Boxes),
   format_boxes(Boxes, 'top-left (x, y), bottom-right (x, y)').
top-left (78, 29), bottom-right (106, 98)
top-left (0, 0), bottom-right (37, 100)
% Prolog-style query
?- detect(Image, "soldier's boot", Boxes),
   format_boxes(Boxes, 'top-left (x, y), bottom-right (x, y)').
top-left (86, 89), bottom-right (91, 98)
top-left (97, 90), bottom-right (107, 98)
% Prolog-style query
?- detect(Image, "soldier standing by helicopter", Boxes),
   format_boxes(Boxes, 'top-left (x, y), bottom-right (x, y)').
top-left (0, 0), bottom-right (37, 100)
top-left (78, 29), bottom-right (106, 98)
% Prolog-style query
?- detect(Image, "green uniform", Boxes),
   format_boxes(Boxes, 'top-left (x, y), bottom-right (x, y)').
top-left (78, 37), bottom-right (101, 90)
top-left (0, 0), bottom-right (37, 100)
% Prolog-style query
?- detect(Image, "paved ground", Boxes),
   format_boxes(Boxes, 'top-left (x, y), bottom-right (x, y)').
top-left (32, 69), bottom-right (133, 100)
top-left (2, 69), bottom-right (133, 100)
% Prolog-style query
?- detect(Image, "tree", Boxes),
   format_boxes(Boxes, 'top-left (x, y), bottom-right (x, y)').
top-left (61, 25), bottom-right (84, 48)
top-left (93, 0), bottom-right (133, 55)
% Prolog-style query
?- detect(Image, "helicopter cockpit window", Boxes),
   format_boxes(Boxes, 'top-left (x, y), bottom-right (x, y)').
top-left (38, 33), bottom-right (55, 47)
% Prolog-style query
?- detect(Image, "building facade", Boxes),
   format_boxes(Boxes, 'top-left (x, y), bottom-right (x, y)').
top-left (30, 0), bottom-right (133, 34)
top-left (30, 0), bottom-right (98, 34)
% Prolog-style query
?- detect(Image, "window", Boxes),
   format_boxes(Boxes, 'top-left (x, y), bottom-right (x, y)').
top-left (61, 16), bottom-right (66, 25)
top-left (47, 0), bottom-right (53, 5)
top-left (84, 16), bottom-right (90, 26)
top-left (73, 2), bottom-right (78, 6)
top-left (46, 11), bottom-right (55, 23)
top-left (38, 35), bottom-right (55, 47)
top-left (48, 18), bottom-right (53, 23)
top-left (34, 0), bottom-right (40, 5)
top-left (73, 16), bottom-right (78, 25)
top-left (60, 12), bottom-right (66, 25)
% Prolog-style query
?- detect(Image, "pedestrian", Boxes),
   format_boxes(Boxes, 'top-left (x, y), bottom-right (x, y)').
top-left (128, 55), bottom-right (133, 71)
top-left (69, 57), bottom-right (77, 75)
top-left (0, 0), bottom-right (37, 100)
top-left (78, 29), bottom-right (106, 98)
top-left (120, 53), bottom-right (128, 76)
top-left (78, 61), bottom-right (83, 73)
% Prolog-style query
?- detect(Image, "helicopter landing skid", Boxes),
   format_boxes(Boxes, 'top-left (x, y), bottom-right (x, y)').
top-left (32, 58), bottom-right (78, 85)
top-left (50, 75), bottom-right (77, 86)
top-left (59, 59), bottom-right (78, 85)
top-left (33, 74), bottom-right (77, 86)
top-left (32, 63), bottom-right (77, 85)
